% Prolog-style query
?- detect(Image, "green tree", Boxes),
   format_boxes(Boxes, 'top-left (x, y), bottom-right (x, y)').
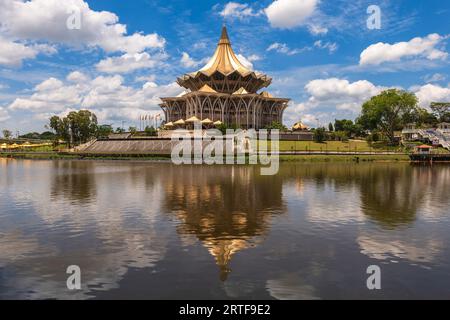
top-left (328, 122), bottom-right (334, 132)
top-left (115, 127), bottom-right (125, 133)
top-left (97, 125), bottom-right (113, 138)
top-left (2, 129), bottom-right (13, 139)
top-left (49, 115), bottom-right (71, 146)
top-left (430, 102), bottom-right (450, 122)
top-left (49, 110), bottom-right (98, 147)
top-left (404, 107), bottom-right (438, 127)
top-left (264, 121), bottom-right (288, 131)
top-left (67, 110), bottom-right (98, 144)
top-left (313, 127), bottom-right (326, 143)
top-left (144, 126), bottom-right (157, 136)
top-left (357, 89), bottom-right (418, 145)
top-left (128, 126), bottom-right (137, 135)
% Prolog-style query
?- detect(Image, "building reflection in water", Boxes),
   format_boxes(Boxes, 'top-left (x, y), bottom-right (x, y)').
top-left (2, 160), bottom-right (450, 299)
top-left (161, 165), bottom-right (286, 281)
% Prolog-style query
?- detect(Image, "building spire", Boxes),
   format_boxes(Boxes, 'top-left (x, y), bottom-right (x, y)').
top-left (219, 26), bottom-right (230, 45)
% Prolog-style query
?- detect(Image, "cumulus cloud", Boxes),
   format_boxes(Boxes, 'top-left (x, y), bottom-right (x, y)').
top-left (96, 52), bottom-right (167, 74)
top-left (0, 0), bottom-right (165, 56)
top-left (265, 0), bottom-right (319, 29)
top-left (305, 78), bottom-right (383, 107)
top-left (219, 2), bottom-right (260, 20)
top-left (360, 34), bottom-right (448, 66)
top-left (6, 72), bottom-right (184, 124)
top-left (180, 52), bottom-right (200, 68)
top-left (413, 84), bottom-right (450, 108)
top-left (66, 71), bottom-right (89, 83)
top-left (236, 54), bottom-right (256, 70)
top-left (0, 35), bottom-right (56, 67)
top-left (283, 78), bottom-right (386, 126)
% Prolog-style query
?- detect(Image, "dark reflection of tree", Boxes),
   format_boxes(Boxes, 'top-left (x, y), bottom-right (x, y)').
top-left (50, 161), bottom-right (97, 202)
top-left (358, 165), bottom-right (423, 229)
top-left (278, 163), bottom-right (444, 229)
top-left (162, 165), bottom-right (286, 281)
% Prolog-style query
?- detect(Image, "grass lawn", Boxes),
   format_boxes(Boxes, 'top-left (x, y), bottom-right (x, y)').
top-left (264, 140), bottom-right (405, 153)
top-left (279, 154), bottom-right (410, 162)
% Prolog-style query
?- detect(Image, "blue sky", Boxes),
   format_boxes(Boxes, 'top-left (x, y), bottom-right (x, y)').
top-left (0, 0), bottom-right (449, 134)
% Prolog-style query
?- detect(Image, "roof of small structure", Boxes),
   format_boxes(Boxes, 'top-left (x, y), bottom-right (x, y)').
top-left (213, 120), bottom-right (223, 125)
top-left (260, 91), bottom-right (274, 98)
top-left (417, 144), bottom-right (432, 149)
top-left (164, 121), bottom-right (174, 127)
top-left (174, 119), bottom-right (186, 125)
top-left (292, 122), bottom-right (309, 130)
top-left (201, 118), bottom-right (213, 124)
top-left (232, 87), bottom-right (249, 95)
top-left (186, 116), bottom-right (201, 122)
top-left (198, 84), bottom-right (217, 93)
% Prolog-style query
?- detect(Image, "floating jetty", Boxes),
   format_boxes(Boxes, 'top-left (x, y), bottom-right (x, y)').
top-left (409, 153), bottom-right (450, 163)
top-left (409, 145), bottom-right (450, 163)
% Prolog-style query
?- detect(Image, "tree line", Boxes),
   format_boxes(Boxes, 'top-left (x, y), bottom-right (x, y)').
top-left (319, 89), bottom-right (449, 145)
top-left (48, 110), bottom-right (157, 147)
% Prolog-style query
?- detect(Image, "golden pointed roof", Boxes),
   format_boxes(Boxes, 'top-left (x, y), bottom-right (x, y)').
top-left (176, 26), bottom-right (273, 94)
top-left (201, 118), bottom-right (213, 124)
top-left (292, 122), bottom-right (309, 131)
top-left (198, 84), bottom-right (217, 93)
top-left (194, 26), bottom-right (253, 77)
top-left (232, 87), bottom-right (249, 95)
top-left (186, 116), bottom-right (201, 123)
top-left (260, 91), bottom-right (274, 98)
top-left (173, 119), bottom-right (185, 125)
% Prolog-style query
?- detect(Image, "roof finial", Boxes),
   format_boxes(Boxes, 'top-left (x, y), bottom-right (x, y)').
top-left (219, 25), bottom-right (230, 44)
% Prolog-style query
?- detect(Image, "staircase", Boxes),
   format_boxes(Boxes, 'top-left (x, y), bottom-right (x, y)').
top-left (418, 129), bottom-right (450, 150)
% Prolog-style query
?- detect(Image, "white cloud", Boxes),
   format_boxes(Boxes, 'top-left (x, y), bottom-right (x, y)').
top-left (219, 2), bottom-right (260, 20)
top-left (0, 35), bottom-right (56, 67)
top-left (0, 106), bottom-right (10, 122)
top-left (265, 0), bottom-right (319, 29)
top-left (66, 71), bottom-right (89, 83)
top-left (413, 84), bottom-right (450, 108)
top-left (314, 40), bottom-right (338, 54)
top-left (96, 52), bottom-right (166, 74)
top-left (283, 78), bottom-right (386, 125)
top-left (236, 54), bottom-right (255, 69)
top-left (246, 54), bottom-right (262, 62)
top-left (135, 75), bottom-right (156, 83)
top-left (307, 23), bottom-right (328, 35)
top-left (0, 0), bottom-right (165, 55)
top-left (305, 78), bottom-right (382, 103)
top-left (267, 42), bottom-right (309, 56)
top-left (180, 52), bottom-right (200, 68)
top-left (6, 72), bottom-right (185, 124)
top-left (360, 34), bottom-right (448, 66)
top-left (424, 73), bottom-right (446, 83)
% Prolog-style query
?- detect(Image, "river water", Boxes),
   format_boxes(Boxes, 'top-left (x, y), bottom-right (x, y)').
top-left (1, 159), bottom-right (450, 299)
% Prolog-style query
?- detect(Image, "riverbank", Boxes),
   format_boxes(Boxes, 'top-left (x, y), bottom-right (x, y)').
top-left (1, 151), bottom-right (409, 162)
